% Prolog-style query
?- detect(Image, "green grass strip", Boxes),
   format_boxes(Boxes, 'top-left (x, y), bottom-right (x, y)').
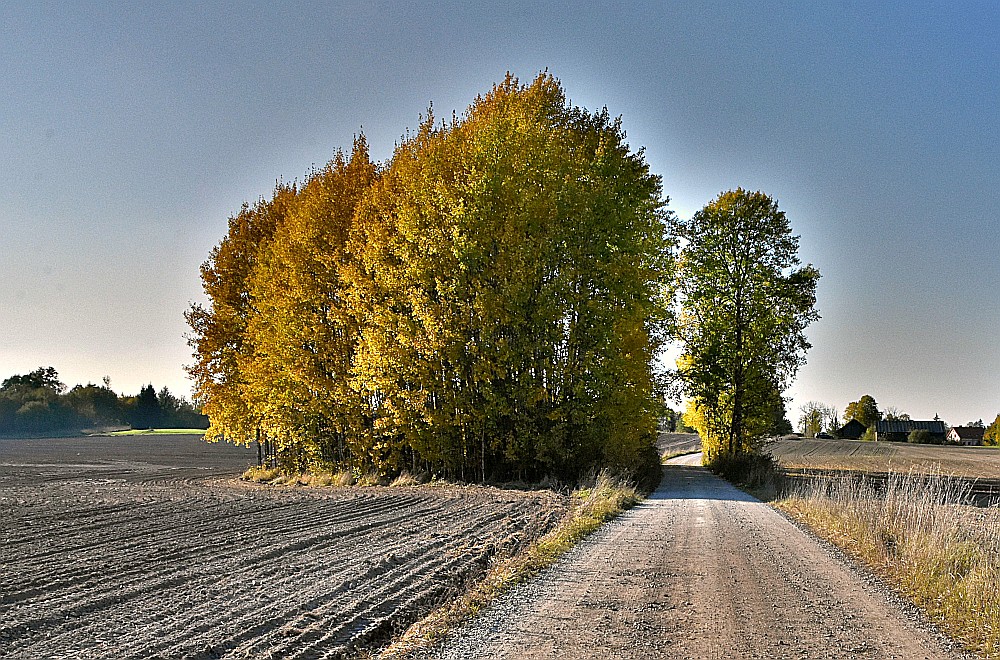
top-left (109, 428), bottom-right (207, 436)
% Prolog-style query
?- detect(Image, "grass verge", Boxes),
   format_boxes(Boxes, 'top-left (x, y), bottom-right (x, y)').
top-left (109, 428), bottom-right (207, 436)
top-left (776, 470), bottom-right (1000, 658)
top-left (241, 467), bottom-right (434, 488)
top-left (376, 470), bottom-right (641, 659)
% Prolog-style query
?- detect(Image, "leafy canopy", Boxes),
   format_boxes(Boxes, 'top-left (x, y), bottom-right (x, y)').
top-left (845, 395), bottom-right (881, 428)
top-left (186, 72), bottom-right (671, 485)
top-left (672, 189), bottom-right (819, 460)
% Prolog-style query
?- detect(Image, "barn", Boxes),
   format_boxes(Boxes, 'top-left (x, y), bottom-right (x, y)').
top-left (874, 419), bottom-right (947, 443)
top-left (836, 419), bottom-right (867, 440)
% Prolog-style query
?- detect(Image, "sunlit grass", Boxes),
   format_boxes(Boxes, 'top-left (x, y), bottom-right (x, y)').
top-left (777, 471), bottom-right (1000, 657)
top-left (109, 428), bottom-right (207, 436)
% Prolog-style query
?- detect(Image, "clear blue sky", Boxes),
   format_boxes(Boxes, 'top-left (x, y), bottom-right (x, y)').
top-left (2, 1), bottom-right (998, 427)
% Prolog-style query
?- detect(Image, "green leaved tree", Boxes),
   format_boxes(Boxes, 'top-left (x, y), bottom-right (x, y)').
top-left (672, 189), bottom-right (820, 462)
top-left (845, 395), bottom-right (881, 428)
top-left (984, 415), bottom-right (1000, 446)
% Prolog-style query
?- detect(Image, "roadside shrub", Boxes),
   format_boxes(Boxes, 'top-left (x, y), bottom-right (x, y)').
top-left (309, 472), bottom-right (334, 487)
top-left (242, 465), bottom-right (281, 482)
top-left (633, 442), bottom-right (664, 494)
top-left (708, 451), bottom-right (784, 500)
top-left (353, 470), bottom-right (389, 487)
top-left (332, 470), bottom-right (355, 487)
top-left (390, 471), bottom-right (419, 487)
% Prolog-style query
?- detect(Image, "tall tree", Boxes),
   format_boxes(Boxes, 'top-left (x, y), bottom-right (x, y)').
top-left (245, 137), bottom-right (378, 468)
top-left (132, 384), bottom-right (161, 430)
top-left (0, 367), bottom-right (74, 433)
top-left (185, 185), bottom-right (297, 445)
top-left (672, 189), bottom-right (819, 461)
top-left (883, 405), bottom-right (909, 421)
top-left (984, 415), bottom-right (1000, 446)
top-left (845, 394), bottom-right (881, 427)
top-left (2, 366), bottom-right (65, 393)
top-left (66, 383), bottom-right (121, 426)
top-left (798, 401), bottom-right (836, 437)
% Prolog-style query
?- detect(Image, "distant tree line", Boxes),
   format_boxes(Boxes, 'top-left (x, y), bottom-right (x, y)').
top-left (0, 367), bottom-right (207, 435)
top-left (795, 393), bottom-right (1000, 446)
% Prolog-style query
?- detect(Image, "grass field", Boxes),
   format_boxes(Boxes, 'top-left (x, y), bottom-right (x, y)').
top-left (773, 437), bottom-right (1000, 656)
top-left (779, 469), bottom-right (1000, 657)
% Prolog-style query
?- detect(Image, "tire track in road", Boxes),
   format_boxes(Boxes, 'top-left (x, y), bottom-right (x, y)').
top-left (427, 463), bottom-right (965, 660)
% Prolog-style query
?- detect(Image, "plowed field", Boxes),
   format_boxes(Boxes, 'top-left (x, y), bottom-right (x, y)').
top-left (770, 437), bottom-right (1000, 478)
top-left (0, 435), bottom-right (567, 659)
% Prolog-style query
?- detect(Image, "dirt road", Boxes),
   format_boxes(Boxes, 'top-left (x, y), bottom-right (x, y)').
top-left (425, 460), bottom-right (964, 659)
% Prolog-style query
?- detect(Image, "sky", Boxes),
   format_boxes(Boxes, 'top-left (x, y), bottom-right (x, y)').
top-left (2, 1), bottom-right (998, 427)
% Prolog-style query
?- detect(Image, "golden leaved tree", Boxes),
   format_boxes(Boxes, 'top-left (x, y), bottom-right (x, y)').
top-left (189, 72), bottom-right (671, 484)
top-left (243, 138), bottom-right (378, 470)
top-left (185, 185), bottom-right (296, 449)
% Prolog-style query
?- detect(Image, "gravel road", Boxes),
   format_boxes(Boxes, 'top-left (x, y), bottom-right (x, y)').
top-left (422, 460), bottom-right (965, 660)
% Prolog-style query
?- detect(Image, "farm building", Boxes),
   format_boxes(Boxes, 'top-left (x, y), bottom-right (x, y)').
top-left (874, 419), bottom-right (947, 443)
top-left (947, 426), bottom-right (985, 446)
top-left (836, 419), bottom-right (867, 440)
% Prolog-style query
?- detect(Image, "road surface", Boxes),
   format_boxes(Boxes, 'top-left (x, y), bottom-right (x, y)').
top-left (423, 459), bottom-right (964, 659)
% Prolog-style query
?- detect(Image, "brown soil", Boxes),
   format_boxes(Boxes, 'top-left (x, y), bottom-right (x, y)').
top-left (422, 460), bottom-right (966, 659)
top-left (770, 438), bottom-right (1000, 478)
top-left (0, 435), bottom-right (567, 659)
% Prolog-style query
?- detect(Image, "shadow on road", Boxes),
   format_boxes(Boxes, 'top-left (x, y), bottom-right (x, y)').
top-left (645, 464), bottom-right (758, 503)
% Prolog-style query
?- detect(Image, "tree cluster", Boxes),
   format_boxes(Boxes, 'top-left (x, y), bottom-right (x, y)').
top-left (797, 401), bottom-right (839, 437)
top-left (0, 367), bottom-right (206, 435)
top-left (187, 74), bottom-right (671, 484)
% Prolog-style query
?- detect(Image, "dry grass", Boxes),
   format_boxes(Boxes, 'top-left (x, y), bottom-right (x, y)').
top-left (241, 465), bottom-right (281, 482)
top-left (378, 470), bottom-right (640, 658)
top-left (389, 471), bottom-right (430, 487)
top-left (777, 470), bottom-right (1000, 657)
top-left (240, 466), bottom-right (355, 487)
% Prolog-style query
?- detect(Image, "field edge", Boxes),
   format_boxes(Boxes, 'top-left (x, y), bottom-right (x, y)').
top-left (375, 472), bottom-right (641, 659)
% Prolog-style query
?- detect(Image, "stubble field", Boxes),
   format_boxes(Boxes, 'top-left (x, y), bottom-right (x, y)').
top-left (0, 435), bottom-right (567, 659)
top-left (770, 437), bottom-right (1000, 477)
